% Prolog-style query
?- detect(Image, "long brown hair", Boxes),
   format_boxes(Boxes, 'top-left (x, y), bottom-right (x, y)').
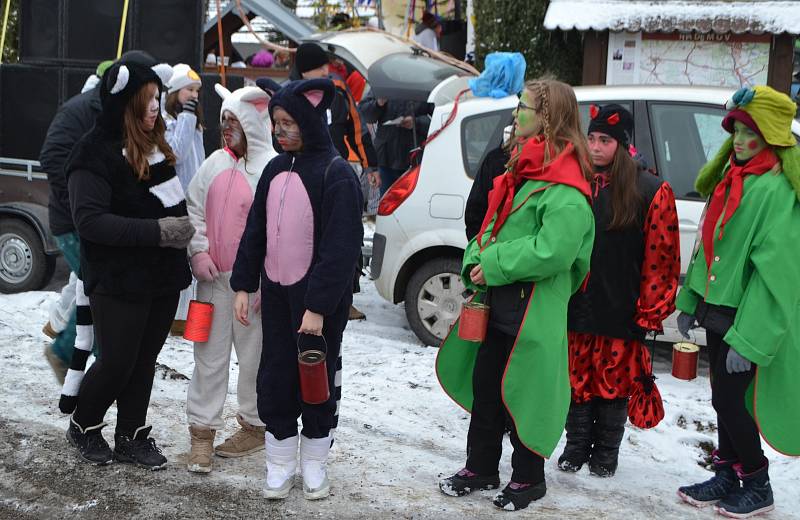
top-left (606, 144), bottom-right (643, 230)
top-left (165, 90), bottom-right (204, 130)
top-left (508, 79), bottom-right (593, 182)
top-left (123, 83), bottom-right (176, 180)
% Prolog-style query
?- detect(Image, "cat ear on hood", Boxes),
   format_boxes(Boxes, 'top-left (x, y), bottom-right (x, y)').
top-left (215, 83), bottom-right (232, 100)
top-left (240, 88), bottom-right (271, 113)
top-left (256, 77), bottom-right (283, 98)
top-left (295, 78), bottom-right (335, 114)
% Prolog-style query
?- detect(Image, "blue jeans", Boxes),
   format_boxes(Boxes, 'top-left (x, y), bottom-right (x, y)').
top-left (51, 232), bottom-right (81, 364)
top-left (378, 167), bottom-right (408, 196)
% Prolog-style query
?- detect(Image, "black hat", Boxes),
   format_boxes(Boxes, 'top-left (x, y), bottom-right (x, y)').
top-left (295, 43), bottom-right (329, 75)
top-left (587, 104), bottom-right (633, 148)
top-left (98, 61), bottom-right (161, 134)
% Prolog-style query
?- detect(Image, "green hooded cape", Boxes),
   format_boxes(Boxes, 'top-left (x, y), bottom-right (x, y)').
top-left (678, 141), bottom-right (800, 455)
top-left (436, 180), bottom-right (594, 457)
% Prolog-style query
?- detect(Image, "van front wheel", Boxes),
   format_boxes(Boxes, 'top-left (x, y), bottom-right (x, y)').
top-left (0, 219), bottom-right (56, 293)
top-left (404, 257), bottom-right (465, 347)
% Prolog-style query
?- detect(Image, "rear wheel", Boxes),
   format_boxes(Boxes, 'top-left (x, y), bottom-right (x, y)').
top-left (0, 219), bottom-right (56, 293)
top-left (404, 257), bottom-right (466, 347)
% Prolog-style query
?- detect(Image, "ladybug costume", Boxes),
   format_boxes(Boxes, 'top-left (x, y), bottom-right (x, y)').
top-left (558, 104), bottom-right (680, 477)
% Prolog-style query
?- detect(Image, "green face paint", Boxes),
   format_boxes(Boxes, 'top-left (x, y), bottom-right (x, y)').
top-left (515, 90), bottom-right (540, 138)
top-left (732, 120), bottom-right (766, 161)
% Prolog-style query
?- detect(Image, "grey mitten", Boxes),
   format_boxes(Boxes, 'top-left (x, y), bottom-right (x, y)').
top-left (182, 99), bottom-right (198, 114)
top-left (726, 348), bottom-right (752, 374)
top-left (677, 312), bottom-right (697, 339)
top-left (158, 216), bottom-right (195, 248)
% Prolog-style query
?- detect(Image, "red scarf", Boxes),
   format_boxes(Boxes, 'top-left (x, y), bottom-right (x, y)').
top-left (702, 147), bottom-right (777, 268)
top-left (477, 136), bottom-right (591, 249)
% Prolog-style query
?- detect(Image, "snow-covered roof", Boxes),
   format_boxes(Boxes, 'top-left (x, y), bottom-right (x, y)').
top-left (544, 0), bottom-right (800, 35)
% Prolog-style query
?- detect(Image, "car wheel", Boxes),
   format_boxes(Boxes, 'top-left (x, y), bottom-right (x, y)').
top-left (0, 219), bottom-right (56, 293)
top-left (404, 257), bottom-right (466, 347)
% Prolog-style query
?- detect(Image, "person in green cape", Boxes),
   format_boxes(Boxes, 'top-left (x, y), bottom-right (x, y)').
top-left (436, 79), bottom-right (595, 511)
top-left (675, 85), bottom-right (800, 519)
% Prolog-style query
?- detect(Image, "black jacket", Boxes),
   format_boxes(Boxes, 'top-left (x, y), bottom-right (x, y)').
top-left (465, 145), bottom-right (509, 240)
top-left (567, 169), bottom-right (664, 341)
top-left (66, 127), bottom-right (191, 300)
top-left (39, 87), bottom-right (102, 235)
top-left (359, 96), bottom-right (432, 172)
top-left (328, 79), bottom-right (377, 170)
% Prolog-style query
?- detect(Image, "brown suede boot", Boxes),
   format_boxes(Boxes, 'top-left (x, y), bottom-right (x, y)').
top-left (348, 305), bottom-right (366, 321)
top-left (188, 426), bottom-right (215, 473)
top-left (43, 345), bottom-right (67, 385)
top-left (170, 320), bottom-right (186, 336)
top-left (42, 321), bottom-right (58, 339)
top-left (215, 415), bottom-right (265, 458)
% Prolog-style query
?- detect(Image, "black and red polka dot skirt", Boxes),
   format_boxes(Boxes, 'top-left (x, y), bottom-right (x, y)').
top-left (567, 331), bottom-right (650, 403)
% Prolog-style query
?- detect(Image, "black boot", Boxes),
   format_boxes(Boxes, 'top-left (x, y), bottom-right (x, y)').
top-left (492, 481), bottom-right (547, 511)
top-left (677, 450), bottom-right (740, 507)
top-left (557, 399), bottom-right (595, 472)
top-left (66, 416), bottom-right (113, 465)
top-left (715, 461), bottom-right (774, 518)
top-left (438, 468), bottom-right (500, 497)
top-left (113, 426), bottom-right (167, 470)
top-left (588, 398), bottom-right (628, 477)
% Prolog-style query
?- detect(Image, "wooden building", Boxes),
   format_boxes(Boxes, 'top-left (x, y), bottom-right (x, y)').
top-left (544, 0), bottom-right (799, 92)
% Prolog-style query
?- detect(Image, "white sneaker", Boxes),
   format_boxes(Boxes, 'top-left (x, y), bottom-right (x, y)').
top-left (262, 432), bottom-right (298, 499)
top-left (300, 434), bottom-right (331, 500)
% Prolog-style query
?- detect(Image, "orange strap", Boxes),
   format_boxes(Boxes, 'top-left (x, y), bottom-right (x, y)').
top-left (333, 79), bottom-right (370, 170)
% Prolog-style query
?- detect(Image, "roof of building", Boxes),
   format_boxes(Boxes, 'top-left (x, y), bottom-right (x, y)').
top-left (544, 0), bottom-right (800, 35)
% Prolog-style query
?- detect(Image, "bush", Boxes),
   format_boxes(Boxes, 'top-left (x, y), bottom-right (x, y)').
top-left (473, 0), bottom-right (583, 85)
top-left (0, 0), bottom-right (20, 63)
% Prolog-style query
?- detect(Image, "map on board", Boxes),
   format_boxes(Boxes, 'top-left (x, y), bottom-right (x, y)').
top-left (606, 32), bottom-right (770, 88)
top-left (639, 39), bottom-right (770, 88)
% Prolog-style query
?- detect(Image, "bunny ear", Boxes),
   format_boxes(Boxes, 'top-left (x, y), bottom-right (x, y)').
top-left (589, 104), bottom-right (600, 120)
top-left (239, 88), bottom-right (271, 113)
top-left (215, 83), bottom-right (232, 100)
top-left (607, 113), bottom-right (620, 125)
top-left (303, 90), bottom-right (324, 107)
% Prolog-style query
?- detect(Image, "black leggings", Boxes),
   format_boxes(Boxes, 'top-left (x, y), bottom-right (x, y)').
top-left (73, 292), bottom-right (179, 435)
top-left (466, 326), bottom-right (545, 485)
top-left (707, 330), bottom-right (764, 473)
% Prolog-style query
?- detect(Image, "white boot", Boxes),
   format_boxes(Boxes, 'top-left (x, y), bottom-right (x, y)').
top-left (300, 434), bottom-right (331, 500)
top-left (263, 432), bottom-right (298, 499)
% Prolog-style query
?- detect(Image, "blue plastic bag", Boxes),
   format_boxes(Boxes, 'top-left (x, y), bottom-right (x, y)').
top-left (468, 52), bottom-right (526, 99)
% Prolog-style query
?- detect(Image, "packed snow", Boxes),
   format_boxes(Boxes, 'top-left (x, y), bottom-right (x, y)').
top-left (1, 277), bottom-right (798, 518)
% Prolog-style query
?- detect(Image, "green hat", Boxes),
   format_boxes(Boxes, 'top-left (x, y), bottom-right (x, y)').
top-left (96, 60), bottom-right (115, 78)
top-left (722, 85), bottom-right (796, 148)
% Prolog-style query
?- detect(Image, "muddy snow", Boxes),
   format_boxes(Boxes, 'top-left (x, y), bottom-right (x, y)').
top-left (1, 281), bottom-right (798, 519)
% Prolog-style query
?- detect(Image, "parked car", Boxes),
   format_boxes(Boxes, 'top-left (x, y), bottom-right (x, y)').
top-left (0, 158), bottom-right (58, 293)
top-left (370, 83), bottom-right (800, 346)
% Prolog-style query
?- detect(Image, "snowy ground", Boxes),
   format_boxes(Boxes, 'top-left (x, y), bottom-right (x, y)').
top-left (1, 277), bottom-right (799, 519)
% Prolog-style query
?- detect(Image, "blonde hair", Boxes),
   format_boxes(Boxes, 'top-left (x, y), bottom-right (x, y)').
top-left (508, 79), bottom-right (593, 182)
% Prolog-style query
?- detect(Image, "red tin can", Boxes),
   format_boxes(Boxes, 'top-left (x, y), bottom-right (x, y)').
top-left (458, 302), bottom-right (490, 342)
top-left (672, 342), bottom-right (700, 381)
top-left (183, 300), bottom-right (214, 343)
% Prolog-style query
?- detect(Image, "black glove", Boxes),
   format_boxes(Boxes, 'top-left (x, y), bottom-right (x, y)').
top-left (158, 216), bottom-right (195, 249)
top-left (182, 99), bottom-right (198, 114)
